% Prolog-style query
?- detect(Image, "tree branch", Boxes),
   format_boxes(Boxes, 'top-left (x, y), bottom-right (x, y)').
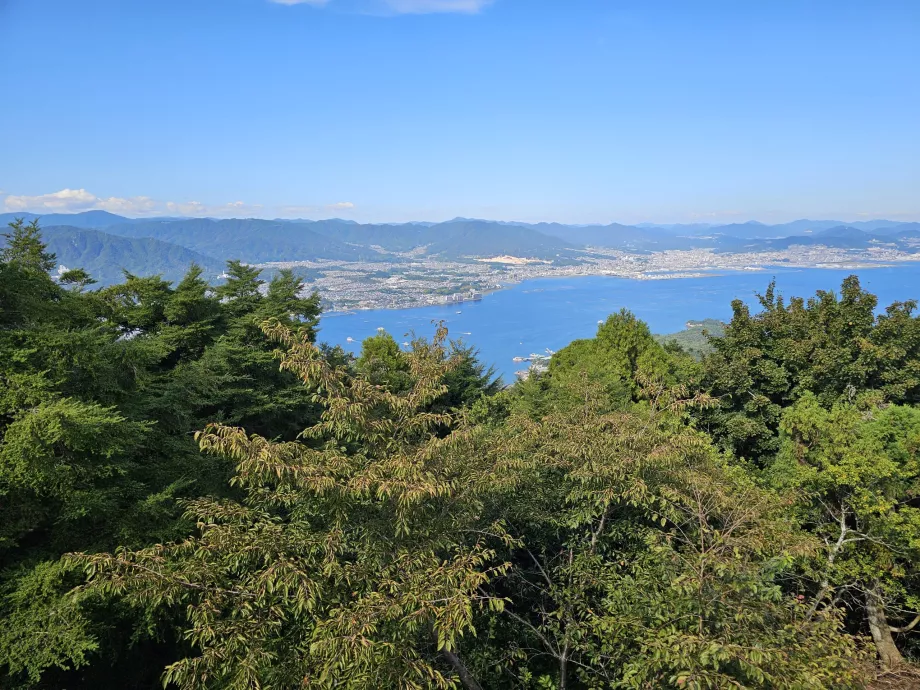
top-left (442, 649), bottom-right (483, 690)
top-left (890, 613), bottom-right (920, 634)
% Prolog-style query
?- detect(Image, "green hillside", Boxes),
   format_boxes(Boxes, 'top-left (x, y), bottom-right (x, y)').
top-left (101, 218), bottom-right (376, 262)
top-left (422, 220), bottom-right (577, 260)
top-left (654, 318), bottom-right (726, 357)
top-left (5, 225), bottom-right (224, 285)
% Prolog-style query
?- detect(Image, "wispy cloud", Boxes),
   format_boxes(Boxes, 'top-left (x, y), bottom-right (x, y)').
top-left (2, 189), bottom-right (356, 219)
top-left (267, 0), bottom-right (494, 13)
top-left (267, 0), bottom-right (330, 5)
top-left (279, 201), bottom-right (356, 216)
top-left (381, 0), bottom-right (493, 13)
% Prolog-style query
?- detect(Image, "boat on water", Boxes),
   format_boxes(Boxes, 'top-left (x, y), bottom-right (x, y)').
top-left (513, 348), bottom-right (554, 364)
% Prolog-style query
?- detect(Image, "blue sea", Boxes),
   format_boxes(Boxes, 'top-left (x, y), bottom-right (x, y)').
top-left (317, 264), bottom-right (920, 382)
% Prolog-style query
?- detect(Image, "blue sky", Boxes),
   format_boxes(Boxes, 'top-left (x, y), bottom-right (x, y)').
top-left (1, 0), bottom-right (918, 224)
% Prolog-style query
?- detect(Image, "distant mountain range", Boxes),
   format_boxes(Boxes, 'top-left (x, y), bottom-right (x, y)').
top-left (1, 211), bottom-right (918, 286)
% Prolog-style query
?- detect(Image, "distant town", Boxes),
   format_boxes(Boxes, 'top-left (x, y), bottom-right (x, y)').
top-left (257, 244), bottom-right (920, 312)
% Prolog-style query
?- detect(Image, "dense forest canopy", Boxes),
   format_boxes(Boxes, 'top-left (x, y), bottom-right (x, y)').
top-left (2, 219), bottom-right (920, 688)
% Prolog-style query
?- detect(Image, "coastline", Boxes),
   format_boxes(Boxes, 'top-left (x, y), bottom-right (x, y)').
top-left (321, 259), bottom-right (912, 314)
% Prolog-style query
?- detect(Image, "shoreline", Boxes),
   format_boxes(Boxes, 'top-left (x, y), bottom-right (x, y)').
top-left (322, 260), bottom-right (909, 315)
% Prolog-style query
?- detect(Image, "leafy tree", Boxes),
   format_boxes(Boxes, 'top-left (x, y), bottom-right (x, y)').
top-left (437, 340), bottom-right (502, 410)
top-left (767, 396), bottom-right (920, 668)
top-left (463, 378), bottom-right (864, 689)
top-left (356, 329), bottom-right (413, 392)
top-left (357, 329), bottom-right (501, 410)
top-left (59, 267), bottom-right (97, 291)
top-left (75, 322), bottom-right (512, 689)
top-left (701, 276), bottom-right (920, 461)
top-left (513, 309), bottom-right (692, 417)
top-left (215, 260), bottom-right (264, 325)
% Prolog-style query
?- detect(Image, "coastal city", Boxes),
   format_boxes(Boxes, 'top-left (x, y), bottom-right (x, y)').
top-left (256, 243), bottom-right (920, 312)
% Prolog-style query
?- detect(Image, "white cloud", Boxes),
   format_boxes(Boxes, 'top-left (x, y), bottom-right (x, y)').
top-left (266, 0), bottom-right (494, 13)
top-left (4, 188), bottom-right (159, 215)
top-left (3, 188), bottom-right (353, 219)
top-left (267, 0), bottom-right (329, 5)
top-left (382, 0), bottom-right (493, 13)
top-left (277, 201), bottom-right (358, 216)
top-left (163, 200), bottom-right (266, 217)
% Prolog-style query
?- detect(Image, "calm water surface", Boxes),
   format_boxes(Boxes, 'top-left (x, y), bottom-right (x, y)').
top-left (318, 264), bottom-right (920, 382)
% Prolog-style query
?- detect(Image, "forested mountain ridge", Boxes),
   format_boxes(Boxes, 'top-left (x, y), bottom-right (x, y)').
top-left (100, 217), bottom-right (578, 262)
top-left (0, 210), bottom-right (140, 229)
top-left (100, 218), bottom-right (376, 263)
top-left (3, 219), bottom-right (920, 688)
top-left (4, 213), bottom-right (918, 281)
top-left (15, 225), bottom-right (225, 285)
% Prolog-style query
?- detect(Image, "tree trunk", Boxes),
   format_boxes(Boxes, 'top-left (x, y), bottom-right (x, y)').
top-left (442, 648), bottom-right (483, 690)
top-left (866, 586), bottom-right (904, 669)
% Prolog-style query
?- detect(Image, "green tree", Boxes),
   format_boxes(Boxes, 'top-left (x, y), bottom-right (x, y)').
top-left (513, 309), bottom-right (691, 417)
top-left (701, 276), bottom-right (920, 461)
top-left (767, 396), bottom-right (920, 668)
top-left (356, 329), bottom-right (413, 392)
top-left (1, 218), bottom-right (56, 273)
top-left (463, 378), bottom-right (864, 689)
top-left (357, 329), bottom-right (501, 410)
top-left (0, 224), bottom-right (331, 688)
top-left (76, 322), bottom-right (511, 689)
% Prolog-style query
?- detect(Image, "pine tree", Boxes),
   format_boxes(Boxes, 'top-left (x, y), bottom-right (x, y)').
top-left (1, 218), bottom-right (57, 273)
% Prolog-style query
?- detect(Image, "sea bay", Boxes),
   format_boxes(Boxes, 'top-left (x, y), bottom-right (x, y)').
top-left (317, 263), bottom-right (920, 382)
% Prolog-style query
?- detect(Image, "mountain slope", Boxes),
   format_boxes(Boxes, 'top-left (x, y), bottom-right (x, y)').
top-left (421, 220), bottom-right (577, 259)
top-left (304, 220), bottom-right (427, 252)
top-left (100, 218), bottom-right (377, 262)
top-left (0, 210), bottom-right (137, 229)
top-left (11, 225), bottom-right (225, 286)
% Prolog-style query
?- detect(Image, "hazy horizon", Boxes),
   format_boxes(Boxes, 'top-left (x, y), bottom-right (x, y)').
top-left (2, 207), bottom-right (918, 228)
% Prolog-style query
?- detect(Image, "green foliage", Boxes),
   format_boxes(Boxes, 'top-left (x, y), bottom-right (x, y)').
top-left (357, 329), bottom-right (414, 392)
top-left (701, 276), bottom-right (920, 460)
top-left (1, 218), bottom-right (56, 273)
top-left (1, 225), bottom-right (914, 686)
top-left (767, 397), bottom-right (920, 667)
top-left (357, 329), bottom-right (500, 407)
top-left (0, 221), bottom-right (326, 688)
top-left (463, 380), bottom-right (863, 688)
top-left (76, 322), bottom-right (513, 689)
top-left (512, 309), bottom-right (694, 417)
